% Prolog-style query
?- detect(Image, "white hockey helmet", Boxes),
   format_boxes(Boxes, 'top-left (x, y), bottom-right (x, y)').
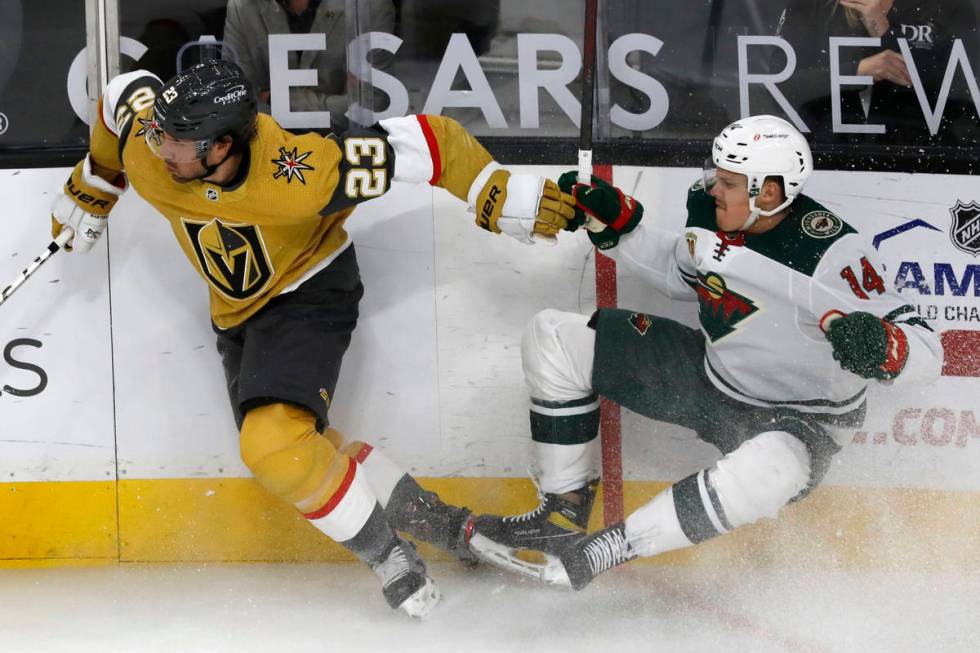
top-left (706, 115), bottom-right (813, 230)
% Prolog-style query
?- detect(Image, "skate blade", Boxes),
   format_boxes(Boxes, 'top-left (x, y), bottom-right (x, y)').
top-left (468, 533), bottom-right (571, 588)
top-left (398, 577), bottom-right (441, 620)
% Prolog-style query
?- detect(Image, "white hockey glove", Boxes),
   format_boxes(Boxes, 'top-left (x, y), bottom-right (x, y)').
top-left (51, 154), bottom-right (126, 253)
top-left (469, 165), bottom-right (576, 245)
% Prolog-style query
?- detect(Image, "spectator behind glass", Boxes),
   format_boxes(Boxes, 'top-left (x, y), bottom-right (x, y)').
top-left (222, 0), bottom-right (395, 123)
top-left (603, 0), bottom-right (731, 139)
top-left (394, 0), bottom-right (499, 59)
top-left (771, 1), bottom-right (872, 143)
top-left (777, 1), bottom-right (979, 145)
top-left (857, 1), bottom-right (980, 145)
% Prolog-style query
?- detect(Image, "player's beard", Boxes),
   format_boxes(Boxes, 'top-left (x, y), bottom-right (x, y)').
top-left (166, 160), bottom-right (210, 184)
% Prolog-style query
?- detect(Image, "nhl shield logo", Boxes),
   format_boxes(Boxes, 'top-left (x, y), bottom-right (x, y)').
top-left (949, 199), bottom-right (980, 256)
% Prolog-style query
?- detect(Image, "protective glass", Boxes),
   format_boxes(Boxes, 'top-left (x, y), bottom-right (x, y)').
top-left (702, 157), bottom-right (717, 190)
top-left (145, 124), bottom-right (211, 164)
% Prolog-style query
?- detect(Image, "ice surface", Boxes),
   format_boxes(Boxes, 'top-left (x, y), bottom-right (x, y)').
top-left (0, 562), bottom-right (976, 653)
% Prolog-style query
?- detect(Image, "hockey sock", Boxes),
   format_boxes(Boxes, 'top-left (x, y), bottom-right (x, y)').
top-left (622, 472), bottom-right (736, 559)
top-left (240, 403), bottom-right (378, 542)
top-left (529, 394), bottom-right (600, 495)
top-left (344, 441), bottom-right (403, 508)
top-left (342, 503), bottom-right (400, 564)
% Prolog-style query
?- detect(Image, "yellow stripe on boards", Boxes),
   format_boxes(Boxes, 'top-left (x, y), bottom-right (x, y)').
top-left (0, 481), bottom-right (117, 563)
top-left (1, 478), bottom-right (978, 572)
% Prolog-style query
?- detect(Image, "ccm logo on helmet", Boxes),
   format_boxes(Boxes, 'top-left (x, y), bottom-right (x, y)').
top-left (214, 85), bottom-right (247, 105)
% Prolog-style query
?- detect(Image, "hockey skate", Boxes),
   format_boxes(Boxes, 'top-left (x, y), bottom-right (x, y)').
top-left (385, 475), bottom-right (477, 565)
top-left (371, 536), bottom-right (441, 619)
top-left (558, 522), bottom-right (637, 590)
top-left (469, 521), bottom-right (637, 590)
top-left (468, 478), bottom-right (598, 576)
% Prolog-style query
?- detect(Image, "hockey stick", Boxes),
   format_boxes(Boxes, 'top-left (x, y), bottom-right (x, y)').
top-left (0, 228), bottom-right (74, 308)
top-left (577, 0), bottom-right (599, 186)
top-left (577, 0), bottom-right (626, 525)
top-left (576, 0), bottom-right (610, 243)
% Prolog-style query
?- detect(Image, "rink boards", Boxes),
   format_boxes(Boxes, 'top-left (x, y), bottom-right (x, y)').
top-left (1, 165), bottom-right (977, 568)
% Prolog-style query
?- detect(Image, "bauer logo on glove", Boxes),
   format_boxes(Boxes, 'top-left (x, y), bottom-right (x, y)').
top-left (470, 166), bottom-right (576, 245)
top-left (557, 171), bottom-right (643, 250)
top-left (51, 154), bottom-right (126, 253)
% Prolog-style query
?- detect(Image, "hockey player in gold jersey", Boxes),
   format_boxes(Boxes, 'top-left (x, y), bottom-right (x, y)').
top-left (50, 60), bottom-right (578, 618)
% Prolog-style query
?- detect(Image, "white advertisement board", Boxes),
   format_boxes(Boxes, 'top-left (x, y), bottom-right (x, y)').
top-left (0, 169), bottom-right (115, 482)
top-left (2, 164), bottom-right (977, 491)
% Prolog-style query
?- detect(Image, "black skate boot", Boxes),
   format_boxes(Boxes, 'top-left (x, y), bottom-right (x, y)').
top-left (385, 475), bottom-right (477, 565)
top-left (471, 478), bottom-right (599, 557)
top-left (559, 522), bottom-right (637, 590)
top-left (370, 535), bottom-right (441, 619)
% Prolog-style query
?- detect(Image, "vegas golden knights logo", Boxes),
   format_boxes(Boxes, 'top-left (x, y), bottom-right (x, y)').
top-left (182, 218), bottom-right (274, 300)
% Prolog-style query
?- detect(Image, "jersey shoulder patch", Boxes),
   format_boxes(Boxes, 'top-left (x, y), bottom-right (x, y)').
top-left (685, 180), bottom-right (717, 231)
top-left (248, 116), bottom-right (337, 213)
top-left (746, 194), bottom-right (857, 277)
top-left (105, 71), bottom-right (161, 134)
top-left (800, 208), bottom-right (845, 239)
top-left (793, 195), bottom-right (856, 244)
top-left (105, 71), bottom-right (162, 161)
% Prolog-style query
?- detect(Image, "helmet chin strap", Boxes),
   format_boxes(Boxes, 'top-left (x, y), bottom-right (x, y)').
top-left (201, 146), bottom-right (235, 180)
top-left (741, 195), bottom-right (795, 231)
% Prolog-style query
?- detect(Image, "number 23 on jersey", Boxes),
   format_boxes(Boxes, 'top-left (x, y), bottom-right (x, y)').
top-left (343, 137), bottom-right (387, 199)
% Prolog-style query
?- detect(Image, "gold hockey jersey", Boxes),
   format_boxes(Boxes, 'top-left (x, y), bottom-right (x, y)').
top-left (90, 70), bottom-right (495, 328)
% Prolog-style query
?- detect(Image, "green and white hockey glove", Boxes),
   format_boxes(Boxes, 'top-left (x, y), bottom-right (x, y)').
top-left (824, 311), bottom-right (909, 381)
top-left (557, 171), bottom-right (643, 250)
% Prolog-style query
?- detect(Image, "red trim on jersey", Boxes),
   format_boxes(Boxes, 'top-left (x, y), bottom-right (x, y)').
top-left (463, 516), bottom-right (475, 544)
top-left (302, 457), bottom-right (357, 520)
top-left (416, 115), bottom-right (442, 185)
top-left (353, 443), bottom-right (374, 464)
top-left (880, 321), bottom-right (909, 376)
top-left (819, 310), bottom-right (846, 334)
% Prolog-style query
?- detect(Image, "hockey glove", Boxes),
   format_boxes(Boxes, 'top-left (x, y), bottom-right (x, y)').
top-left (51, 154), bottom-right (126, 253)
top-left (824, 311), bottom-right (909, 381)
top-left (557, 171), bottom-right (643, 250)
top-left (473, 168), bottom-right (576, 245)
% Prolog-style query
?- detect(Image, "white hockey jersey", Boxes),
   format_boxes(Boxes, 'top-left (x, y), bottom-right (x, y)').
top-left (605, 181), bottom-right (943, 418)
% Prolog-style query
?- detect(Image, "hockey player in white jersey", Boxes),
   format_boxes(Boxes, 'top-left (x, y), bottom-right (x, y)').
top-left (468, 115), bottom-right (944, 589)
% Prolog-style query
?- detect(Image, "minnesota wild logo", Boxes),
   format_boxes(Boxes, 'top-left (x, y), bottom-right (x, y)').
top-left (695, 272), bottom-right (758, 342)
top-left (628, 312), bottom-right (653, 336)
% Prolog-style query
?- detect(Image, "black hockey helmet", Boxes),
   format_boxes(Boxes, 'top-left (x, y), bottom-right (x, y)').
top-left (152, 60), bottom-right (257, 150)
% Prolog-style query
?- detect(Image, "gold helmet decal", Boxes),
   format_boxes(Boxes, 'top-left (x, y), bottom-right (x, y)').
top-left (181, 218), bottom-right (274, 300)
